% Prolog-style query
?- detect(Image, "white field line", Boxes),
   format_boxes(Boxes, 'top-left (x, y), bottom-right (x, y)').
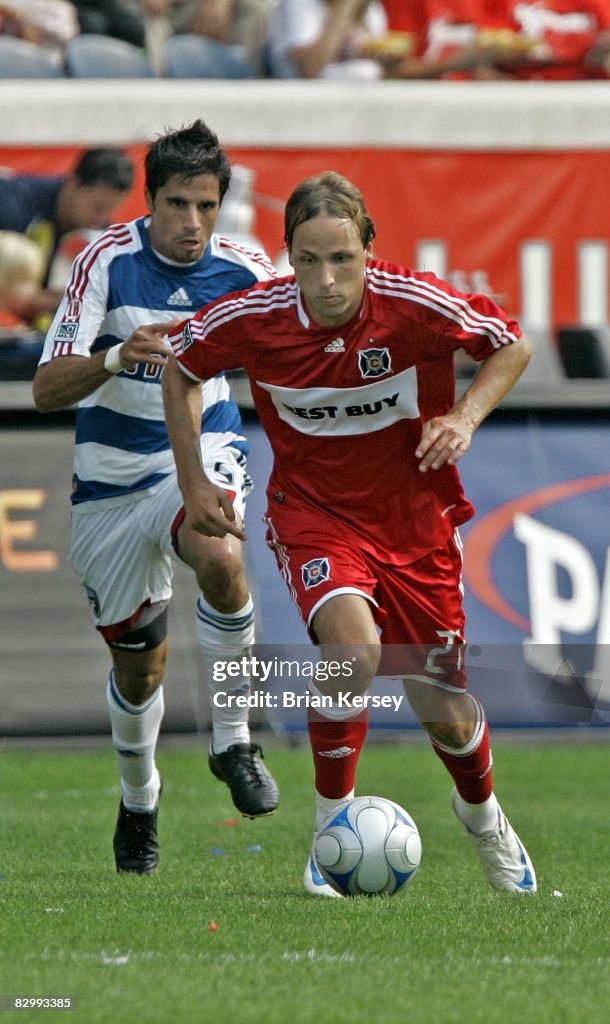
top-left (15, 948), bottom-right (609, 969)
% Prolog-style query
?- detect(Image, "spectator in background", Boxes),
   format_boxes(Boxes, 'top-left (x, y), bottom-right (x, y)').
top-left (266, 0), bottom-right (510, 81)
top-left (0, 148), bottom-right (134, 327)
top-left (0, 232), bottom-right (44, 330)
top-left (137, 0), bottom-right (275, 76)
top-left (0, 0), bottom-right (78, 56)
top-left (476, 0), bottom-right (610, 80)
top-left (0, 232), bottom-right (45, 380)
top-left (380, 0), bottom-right (519, 80)
top-left (383, 0), bottom-right (610, 81)
top-left (72, 0), bottom-right (147, 47)
top-left (267, 0), bottom-right (392, 79)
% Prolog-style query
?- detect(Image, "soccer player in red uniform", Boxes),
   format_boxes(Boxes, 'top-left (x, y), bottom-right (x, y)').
top-left (163, 171), bottom-right (537, 896)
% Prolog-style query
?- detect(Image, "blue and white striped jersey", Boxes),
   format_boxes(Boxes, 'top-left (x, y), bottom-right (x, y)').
top-left (39, 217), bottom-right (276, 508)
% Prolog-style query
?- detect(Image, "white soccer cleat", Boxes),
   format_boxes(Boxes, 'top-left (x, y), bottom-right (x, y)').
top-left (303, 840), bottom-right (344, 898)
top-left (451, 789), bottom-right (537, 894)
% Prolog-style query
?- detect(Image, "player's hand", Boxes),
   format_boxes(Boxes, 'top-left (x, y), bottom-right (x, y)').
top-left (184, 483), bottom-right (246, 541)
top-left (117, 322), bottom-right (178, 370)
top-left (415, 413), bottom-right (473, 472)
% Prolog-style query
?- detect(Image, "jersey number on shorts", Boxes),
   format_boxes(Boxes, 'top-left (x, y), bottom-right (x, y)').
top-left (424, 630), bottom-right (463, 676)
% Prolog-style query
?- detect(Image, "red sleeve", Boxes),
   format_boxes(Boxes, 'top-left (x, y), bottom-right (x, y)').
top-left (167, 291), bottom-right (251, 381)
top-left (396, 266), bottom-right (523, 361)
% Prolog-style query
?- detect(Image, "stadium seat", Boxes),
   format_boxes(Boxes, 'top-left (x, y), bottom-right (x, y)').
top-left (65, 34), bottom-right (154, 78)
top-left (557, 326), bottom-right (610, 378)
top-left (163, 34), bottom-right (255, 79)
top-left (0, 37), bottom-right (66, 78)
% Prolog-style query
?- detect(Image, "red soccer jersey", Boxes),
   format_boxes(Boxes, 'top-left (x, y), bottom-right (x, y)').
top-left (170, 260), bottom-right (522, 566)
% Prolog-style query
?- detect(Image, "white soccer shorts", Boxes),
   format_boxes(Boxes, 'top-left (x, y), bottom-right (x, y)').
top-left (69, 451), bottom-right (248, 630)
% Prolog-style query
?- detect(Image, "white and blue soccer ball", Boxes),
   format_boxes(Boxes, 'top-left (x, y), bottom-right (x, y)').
top-left (314, 795), bottom-right (422, 897)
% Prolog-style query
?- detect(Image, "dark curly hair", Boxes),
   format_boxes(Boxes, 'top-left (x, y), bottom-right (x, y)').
top-left (145, 119), bottom-right (231, 200)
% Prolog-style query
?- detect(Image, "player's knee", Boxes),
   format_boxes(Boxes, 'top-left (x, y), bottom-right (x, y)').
top-left (424, 719), bottom-right (476, 749)
top-left (198, 551), bottom-right (249, 611)
top-left (107, 607), bottom-right (168, 703)
top-left (405, 681), bottom-right (473, 732)
top-left (345, 644), bottom-right (381, 693)
top-left (112, 663), bottom-right (165, 705)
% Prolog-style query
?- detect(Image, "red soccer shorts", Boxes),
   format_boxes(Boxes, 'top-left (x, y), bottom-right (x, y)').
top-left (264, 503), bottom-right (467, 689)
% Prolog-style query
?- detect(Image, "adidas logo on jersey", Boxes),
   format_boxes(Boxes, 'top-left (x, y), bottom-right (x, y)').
top-left (324, 337), bottom-right (345, 353)
top-left (167, 287), bottom-right (192, 307)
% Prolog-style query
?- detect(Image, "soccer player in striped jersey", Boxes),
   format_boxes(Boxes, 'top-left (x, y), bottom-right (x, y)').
top-left (32, 120), bottom-right (279, 875)
top-left (163, 170), bottom-right (538, 896)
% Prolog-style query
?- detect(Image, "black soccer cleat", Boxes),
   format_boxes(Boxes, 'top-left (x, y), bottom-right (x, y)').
top-left (208, 743), bottom-right (279, 819)
top-left (113, 790), bottom-right (161, 875)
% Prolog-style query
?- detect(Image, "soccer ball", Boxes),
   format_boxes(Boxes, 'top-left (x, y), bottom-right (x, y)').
top-left (314, 795), bottom-right (421, 897)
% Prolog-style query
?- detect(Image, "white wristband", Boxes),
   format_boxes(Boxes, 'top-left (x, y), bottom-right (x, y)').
top-left (103, 343), bottom-right (124, 374)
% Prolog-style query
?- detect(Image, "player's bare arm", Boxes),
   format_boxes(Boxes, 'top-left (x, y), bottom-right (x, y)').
top-left (416, 334), bottom-right (532, 472)
top-left (32, 322), bottom-right (171, 413)
top-left (162, 354), bottom-right (246, 542)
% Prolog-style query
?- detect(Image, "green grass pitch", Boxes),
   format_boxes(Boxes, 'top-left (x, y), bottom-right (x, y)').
top-left (1, 739), bottom-right (608, 1024)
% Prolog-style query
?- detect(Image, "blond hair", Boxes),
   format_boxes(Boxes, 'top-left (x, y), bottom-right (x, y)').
top-left (0, 232), bottom-right (44, 301)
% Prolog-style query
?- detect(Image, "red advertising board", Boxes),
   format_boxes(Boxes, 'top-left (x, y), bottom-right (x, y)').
top-left (1, 143), bottom-right (607, 329)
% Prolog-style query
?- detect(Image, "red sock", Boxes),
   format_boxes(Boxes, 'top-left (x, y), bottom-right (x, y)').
top-left (431, 715), bottom-right (494, 804)
top-left (307, 708), bottom-right (369, 799)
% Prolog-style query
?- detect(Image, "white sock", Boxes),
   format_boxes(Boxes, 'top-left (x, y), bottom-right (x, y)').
top-left (196, 595), bottom-right (255, 752)
top-left (315, 789), bottom-right (355, 832)
top-left (106, 672), bottom-right (164, 812)
top-left (308, 680), bottom-right (364, 721)
top-left (454, 791), bottom-right (500, 835)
